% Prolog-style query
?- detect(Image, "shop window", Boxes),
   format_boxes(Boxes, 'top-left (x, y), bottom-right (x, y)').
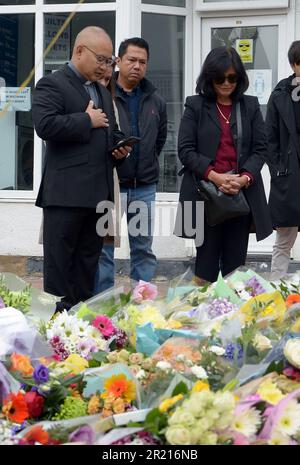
top-left (142, 13), bottom-right (185, 193)
top-left (0, 14), bottom-right (34, 191)
top-left (44, 11), bottom-right (115, 74)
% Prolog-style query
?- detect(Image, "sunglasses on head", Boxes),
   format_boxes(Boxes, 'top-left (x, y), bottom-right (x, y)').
top-left (214, 74), bottom-right (238, 85)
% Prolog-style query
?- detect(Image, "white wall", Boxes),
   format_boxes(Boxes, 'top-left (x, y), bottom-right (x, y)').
top-left (0, 202), bottom-right (43, 256)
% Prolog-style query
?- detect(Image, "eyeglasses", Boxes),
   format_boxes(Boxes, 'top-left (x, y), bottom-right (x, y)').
top-left (83, 45), bottom-right (116, 67)
top-left (214, 74), bottom-right (238, 85)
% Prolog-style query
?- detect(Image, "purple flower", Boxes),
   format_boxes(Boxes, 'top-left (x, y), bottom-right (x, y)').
top-left (0, 297), bottom-right (5, 309)
top-left (224, 343), bottom-right (243, 361)
top-left (69, 425), bottom-right (94, 445)
top-left (76, 338), bottom-right (97, 360)
top-left (11, 421), bottom-right (28, 436)
top-left (207, 298), bottom-right (238, 319)
top-left (33, 365), bottom-right (49, 384)
top-left (245, 277), bottom-right (266, 297)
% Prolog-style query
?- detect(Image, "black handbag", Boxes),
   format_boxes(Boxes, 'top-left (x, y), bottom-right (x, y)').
top-left (195, 102), bottom-right (250, 227)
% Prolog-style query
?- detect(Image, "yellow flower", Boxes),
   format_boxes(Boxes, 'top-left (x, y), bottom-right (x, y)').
top-left (159, 394), bottom-right (183, 413)
top-left (60, 354), bottom-right (88, 375)
top-left (239, 291), bottom-right (286, 324)
top-left (137, 305), bottom-right (167, 329)
top-left (88, 395), bottom-right (101, 415)
top-left (192, 381), bottom-right (210, 393)
top-left (102, 374), bottom-right (136, 403)
top-left (168, 320), bottom-right (182, 329)
top-left (257, 379), bottom-right (285, 405)
top-left (113, 398), bottom-right (126, 414)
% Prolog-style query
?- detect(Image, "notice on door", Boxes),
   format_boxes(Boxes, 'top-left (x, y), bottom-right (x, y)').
top-left (246, 69), bottom-right (272, 105)
top-left (0, 87), bottom-right (31, 111)
top-left (236, 39), bottom-right (253, 64)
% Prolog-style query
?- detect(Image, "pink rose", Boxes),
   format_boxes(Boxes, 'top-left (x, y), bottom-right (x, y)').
top-left (133, 281), bottom-right (158, 303)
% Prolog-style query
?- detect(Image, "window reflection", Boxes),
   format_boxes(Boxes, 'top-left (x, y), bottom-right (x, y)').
top-left (44, 12), bottom-right (115, 74)
top-left (142, 13), bottom-right (185, 193)
top-left (0, 14), bottom-right (34, 191)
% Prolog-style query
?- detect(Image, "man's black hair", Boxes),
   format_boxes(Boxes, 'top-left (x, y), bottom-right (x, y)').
top-left (118, 37), bottom-right (150, 60)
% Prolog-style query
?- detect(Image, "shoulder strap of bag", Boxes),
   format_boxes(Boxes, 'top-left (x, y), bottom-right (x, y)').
top-left (236, 101), bottom-right (242, 172)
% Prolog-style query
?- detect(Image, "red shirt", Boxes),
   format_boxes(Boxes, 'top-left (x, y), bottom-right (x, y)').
top-left (214, 103), bottom-right (237, 173)
top-left (205, 103), bottom-right (253, 183)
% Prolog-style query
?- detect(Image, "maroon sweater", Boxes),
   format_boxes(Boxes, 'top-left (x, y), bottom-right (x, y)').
top-left (205, 103), bottom-right (253, 182)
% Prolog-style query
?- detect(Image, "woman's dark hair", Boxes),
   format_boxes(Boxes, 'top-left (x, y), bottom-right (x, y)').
top-left (288, 41), bottom-right (300, 66)
top-left (196, 46), bottom-right (249, 100)
top-left (106, 64), bottom-right (116, 97)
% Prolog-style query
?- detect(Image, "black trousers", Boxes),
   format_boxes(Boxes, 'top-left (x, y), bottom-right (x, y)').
top-left (43, 207), bottom-right (104, 308)
top-left (195, 214), bottom-right (252, 283)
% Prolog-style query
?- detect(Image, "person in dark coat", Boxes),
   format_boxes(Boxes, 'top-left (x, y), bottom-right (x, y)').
top-left (266, 41), bottom-right (300, 281)
top-left (175, 46), bottom-right (273, 283)
top-left (32, 26), bottom-right (130, 311)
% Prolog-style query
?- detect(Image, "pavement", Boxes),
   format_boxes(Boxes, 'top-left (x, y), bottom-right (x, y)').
top-left (23, 274), bottom-right (172, 299)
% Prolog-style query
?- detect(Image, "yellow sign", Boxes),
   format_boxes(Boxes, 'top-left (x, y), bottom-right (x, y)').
top-left (236, 39), bottom-right (253, 64)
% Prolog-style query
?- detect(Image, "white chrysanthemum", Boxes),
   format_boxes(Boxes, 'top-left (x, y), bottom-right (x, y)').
top-left (156, 361), bottom-right (172, 371)
top-left (46, 326), bottom-right (65, 340)
top-left (268, 431), bottom-right (291, 445)
top-left (209, 345), bottom-right (226, 356)
top-left (231, 408), bottom-right (261, 438)
top-left (275, 400), bottom-right (300, 436)
top-left (191, 365), bottom-right (208, 379)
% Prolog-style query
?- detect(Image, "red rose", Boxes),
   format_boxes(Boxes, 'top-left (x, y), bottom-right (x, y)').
top-left (24, 391), bottom-right (45, 418)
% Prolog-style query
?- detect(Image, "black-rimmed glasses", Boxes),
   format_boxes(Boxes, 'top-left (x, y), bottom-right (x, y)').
top-left (83, 45), bottom-right (115, 67)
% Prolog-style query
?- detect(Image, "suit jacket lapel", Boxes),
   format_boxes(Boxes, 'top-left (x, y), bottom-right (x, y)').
top-left (62, 65), bottom-right (90, 107)
top-left (206, 100), bottom-right (221, 130)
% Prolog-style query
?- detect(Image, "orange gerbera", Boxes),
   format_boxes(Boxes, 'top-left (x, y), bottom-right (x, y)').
top-left (102, 374), bottom-right (136, 402)
top-left (23, 426), bottom-right (50, 445)
top-left (2, 392), bottom-right (29, 423)
top-left (10, 353), bottom-right (34, 376)
top-left (286, 294), bottom-right (300, 308)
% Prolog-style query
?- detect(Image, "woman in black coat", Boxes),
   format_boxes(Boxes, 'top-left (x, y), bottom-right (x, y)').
top-left (175, 47), bottom-right (272, 283)
top-left (266, 41), bottom-right (300, 280)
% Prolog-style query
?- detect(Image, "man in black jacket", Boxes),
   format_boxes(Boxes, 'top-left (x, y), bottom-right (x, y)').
top-left (95, 37), bottom-right (167, 293)
top-left (266, 41), bottom-right (300, 280)
top-left (33, 26), bottom-right (130, 310)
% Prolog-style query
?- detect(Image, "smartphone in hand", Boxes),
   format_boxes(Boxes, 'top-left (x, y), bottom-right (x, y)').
top-left (111, 136), bottom-right (141, 152)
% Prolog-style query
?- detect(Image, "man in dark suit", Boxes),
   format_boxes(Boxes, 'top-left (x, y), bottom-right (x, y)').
top-left (32, 26), bottom-right (130, 311)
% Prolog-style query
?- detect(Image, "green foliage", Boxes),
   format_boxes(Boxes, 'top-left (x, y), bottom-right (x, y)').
top-left (143, 408), bottom-right (168, 438)
top-left (90, 351), bottom-right (107, 364)
top-left (0, 275), bottom-right (31, 313)
top-left (265, 359), bottom-right (285, 375)
top-left (172, 381), bottom-right (188, 397)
